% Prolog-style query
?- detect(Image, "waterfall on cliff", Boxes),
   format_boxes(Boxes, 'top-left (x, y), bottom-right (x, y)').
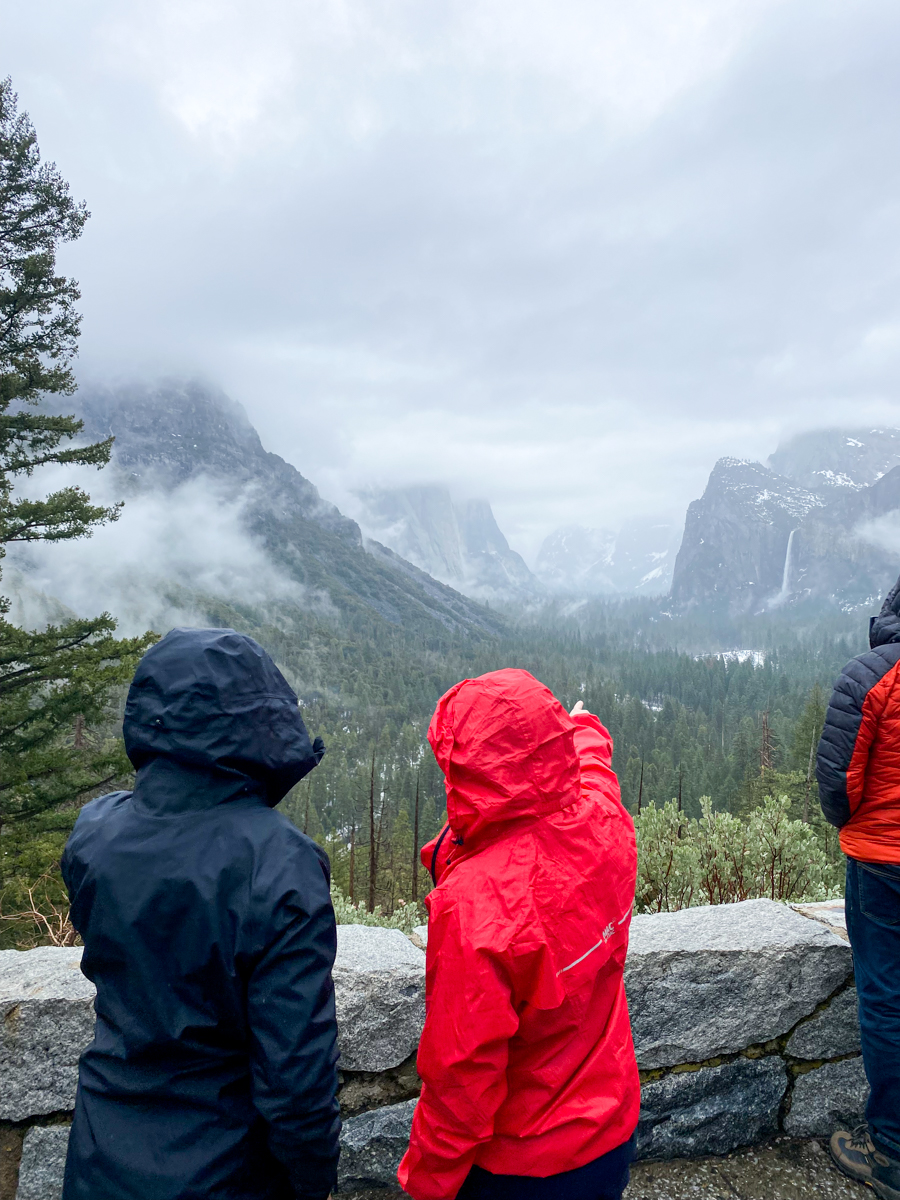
top-left (772, 529), bottom-right (798, 607)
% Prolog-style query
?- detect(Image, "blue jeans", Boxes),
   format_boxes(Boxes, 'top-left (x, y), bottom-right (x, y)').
top-left (456, 1134), bottom-right (635, 1200)
top-left (846, 857), bottom-right (900, 1159)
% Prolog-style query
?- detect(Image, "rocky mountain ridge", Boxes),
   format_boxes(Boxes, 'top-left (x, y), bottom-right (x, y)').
top-left (65, 385), bottom-right (900, 618)
top-left (671, 431), bottom-right (900, 612)
top-left (535, 519), bottom-right (681, 597)
top-left (768, 427), bottom-right (900, 495)
top-left (67, 381), bottom-right (505, 637)
top-left (351, 485), bottom-right (541, 603)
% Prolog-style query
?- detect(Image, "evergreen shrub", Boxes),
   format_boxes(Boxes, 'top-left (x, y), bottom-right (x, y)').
top-left (634, 794), bottom-right (843, 913)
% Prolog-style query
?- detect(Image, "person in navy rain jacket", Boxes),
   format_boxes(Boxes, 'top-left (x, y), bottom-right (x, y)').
top-left (61, 627), bottom-right (339, 1200)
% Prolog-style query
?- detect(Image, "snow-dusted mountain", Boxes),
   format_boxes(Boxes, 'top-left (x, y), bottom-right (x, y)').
top-left (535, 520), bottom-right (680, 596)
top-left (769, 428), bottom-right (900, 495)
top-left (62, 390), bottom-right (900, 619)
top-left (535, 526), bottom-right (616, 594)
top-left (671, 458), bottom-right (825, 608)
top-left (351, 485), bottom-right (542, 603)
top-left (608, 518), bottom-right (683, 594)
top-left (61, 382), bottom-right (506, 635)
top-left (670, 447), bottom-right (900, 611)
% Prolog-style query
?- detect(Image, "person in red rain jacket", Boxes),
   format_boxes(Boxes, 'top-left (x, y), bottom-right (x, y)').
top-left (398, 668), bottom-right (640, 1200)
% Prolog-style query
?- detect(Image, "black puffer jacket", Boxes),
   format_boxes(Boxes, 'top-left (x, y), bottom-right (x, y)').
top-left (61, 628), bottom-right (339, 1200)
top-left (816, 574), bottom-right (900, 862)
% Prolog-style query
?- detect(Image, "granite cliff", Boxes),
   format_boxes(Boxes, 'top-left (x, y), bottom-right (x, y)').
top-left (351, 484), bottom-right (541, 604)
top-left (536, 519), bottom-right (681, 597)
top-left (68, 381), bottom-right (504, 637)
top-left (671, 432), bottom-right (900, 612)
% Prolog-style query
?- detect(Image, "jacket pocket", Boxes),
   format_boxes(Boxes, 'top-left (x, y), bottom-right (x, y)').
top-left (858, 862), bottom-right (900, 926)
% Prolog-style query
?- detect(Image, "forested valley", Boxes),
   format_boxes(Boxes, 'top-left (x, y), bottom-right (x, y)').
top-left (269, 601), bottom-right (859, 917)
top-left (2, 568), bottom-right (864, 948)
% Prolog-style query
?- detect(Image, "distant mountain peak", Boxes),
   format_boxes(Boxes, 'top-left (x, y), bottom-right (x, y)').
top-left (352, 484), bottom-right (540, 603)
top-left (672, 441), bottom-right (900, 612)
top-left (704, 457), bottom-right (825, 525)
top-left (74, 379), bottom-right (357, 539)
top-left (535, 519), bottom-right (680, 597)
top-left (769, 427), bottom-right (900, 495)
top-left (67, 380), bottom-right (505, 636)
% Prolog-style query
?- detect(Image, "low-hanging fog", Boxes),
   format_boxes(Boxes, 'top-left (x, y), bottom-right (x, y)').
top-left (5, 469), bottom-right (307, 637)
top-left (4, 1), bottom-right (900, 562)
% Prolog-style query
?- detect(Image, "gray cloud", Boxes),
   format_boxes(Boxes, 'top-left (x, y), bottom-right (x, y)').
top-left (4, 0), bottom-right (900, 564)
top-left (6, 469), bottom-right (309, 635)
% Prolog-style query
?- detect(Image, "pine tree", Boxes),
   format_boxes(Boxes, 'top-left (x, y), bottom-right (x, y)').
top-left (791, 682), bottom-right (828, 823)
top-left (0, 80), bottom-right (154, 938)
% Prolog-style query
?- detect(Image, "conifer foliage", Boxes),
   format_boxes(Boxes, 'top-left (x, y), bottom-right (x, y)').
top-left (0, 80), bottom-right (153, 938)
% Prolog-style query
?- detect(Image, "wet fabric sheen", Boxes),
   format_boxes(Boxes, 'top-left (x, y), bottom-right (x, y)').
top-left (818, 573), bottom-right (900, 863)
top-left (61, 628), bottom-right (338, 1200)
top-left (399, 669), bottom-right (640, 1200)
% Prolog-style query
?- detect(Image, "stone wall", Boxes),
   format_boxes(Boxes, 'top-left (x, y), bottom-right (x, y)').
top-left (1, 899), bottom-right (865, 1199)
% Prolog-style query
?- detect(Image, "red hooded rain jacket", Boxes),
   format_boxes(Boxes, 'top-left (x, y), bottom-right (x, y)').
top-left (398, 669), bottom-right (639, 1200)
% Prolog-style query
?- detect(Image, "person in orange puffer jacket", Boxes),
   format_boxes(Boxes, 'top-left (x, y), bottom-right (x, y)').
top-left (398, 668), bottom-right (640, 1200)
top-left (817, 578), bottom-right (900, 1200)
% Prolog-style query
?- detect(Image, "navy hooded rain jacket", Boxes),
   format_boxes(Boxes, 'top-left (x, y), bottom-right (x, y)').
top-left (61, 628), bottom-right (340, 1200)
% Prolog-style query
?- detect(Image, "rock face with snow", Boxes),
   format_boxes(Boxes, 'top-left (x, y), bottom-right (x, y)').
top-left (670, 447), bottom-right (900, 611)
top-left (536, 519), bottom-right (681, 597)
top-left (670, 458), bottom-right (825, 610)
top-left (353, 485), bottom-right (541, 603)
top-left (769, 427), bottom-right (900, 495)
top-left (786, 464), bottom-right (900, 607)
top-left (3, 901), bottom-right (869, 1198)
top-left (535, 525), bottom-right (617, 594)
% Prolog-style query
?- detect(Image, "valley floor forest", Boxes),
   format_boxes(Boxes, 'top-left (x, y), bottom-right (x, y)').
top-left (1, 582), bottom-right (861, 948)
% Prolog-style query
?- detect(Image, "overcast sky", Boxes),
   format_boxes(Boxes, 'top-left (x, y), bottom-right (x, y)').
top-left (5, 0), bottom-right (900, 561)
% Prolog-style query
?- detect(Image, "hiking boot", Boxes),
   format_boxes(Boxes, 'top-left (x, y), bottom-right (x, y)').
top-left (831, 1125), bottom-right (900, 1200)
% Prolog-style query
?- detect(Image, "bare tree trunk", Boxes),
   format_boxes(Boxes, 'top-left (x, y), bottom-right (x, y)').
top-left (375, 785), bottom-right (386, 878)
top-left (803, 735), bottom-right (816, 824)
top-left (637, 760), bottom-right (644, 815)
top-left (73, 713), bottom-right (85, 750)
top-left (368, 747), bottom-right (377, 913)
top-left (412, 774), bottom-right (420, 902)
top-left (760, 710), bottom-right (773, 773)
top-left (349, 820), bottom-right (356, 904)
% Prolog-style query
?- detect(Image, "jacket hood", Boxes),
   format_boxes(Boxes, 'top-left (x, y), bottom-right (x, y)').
top-left (427, 668), bottom-right (580, 844)
top-left (870, 574), bottom-right (900, 647)
top-left (124, 627), bottom-right (323, 807)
